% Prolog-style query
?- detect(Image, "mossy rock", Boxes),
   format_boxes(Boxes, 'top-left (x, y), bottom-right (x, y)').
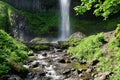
top-left (30, 37), bottom-right (49, 44)
top-left (114, 24), bottom-right (120, 40)
top-left (29, 44), bottom-right (49, 51)
top-left (66, 32), bottom-right (86, 47)
top-left (29, 37), bottom-right (50, 50)
top-left (70, 32), bottom-right (85, 39)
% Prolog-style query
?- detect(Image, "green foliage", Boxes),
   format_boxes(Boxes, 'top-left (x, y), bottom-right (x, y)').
top-left (0, 29), bottom-right (32, 75)
top-left (29, 44), bottom-right (49, 51)
top-left (114, 24), bottom-right (120, 40)
top-left (109, 37), bottom-right (120, 52)
top-left (0, 1), bottom-right (9, 30)
top-left (67, 25), bottom-right (120, 79)
top-left (74, 0), bottom-right (120, 19)
top-left (74, 0), bottom-right (96, 15)
top-left (98, 36), bottom-right (120, 79)
top-left (67, 37), bottom-right (82, 47)
top-left (0, 1), bottom-right (59, 35)
top-left (67, 33), bottom-right (105, 61)
top-left (21, 12), bottom-right (59, 35)
top-left (0, 1), bottom-right (18, 31)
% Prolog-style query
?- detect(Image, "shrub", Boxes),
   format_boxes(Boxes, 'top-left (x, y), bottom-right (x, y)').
top-left (0, 29), bottom-right (32, 75)
top-left (114, 24), bottom-right (120, 40)
top-left (67, 33), bottom-right (105, 61)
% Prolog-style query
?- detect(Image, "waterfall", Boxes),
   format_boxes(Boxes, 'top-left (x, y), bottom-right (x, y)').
top-left (59, 0), bottom-right (70, 40)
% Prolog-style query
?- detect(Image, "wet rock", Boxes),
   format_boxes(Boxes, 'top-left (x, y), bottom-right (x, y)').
top-left (73, 70), bottom-right (79, 75)
top-left (27, 72), bottom-right (36, 79)
top-left (46, 51), bottom-right (55, 55)
top-left (39, 72), bottom-right (46, 76)
top-left (66, 60), bottom-right (71, 63)
top-left (63, 49), bottom-right (67, 53)
top-left (8, 75), bottom-right (22, 80)
top-left (58, 41), bottom-right (68, 49)
top-left (57, 58), bottom-right (66, 63)
top-left (79, 61), bottom-right (87, 65)
top-left (29, 67), bottom-right (44, 72)
top-left (42, 52), bottom-right (47, 56)
top-left (86, 68), bottom-right (92, 73)
top-left (65, 77), bottom-right (82, 80)
top-left (30, 62), bottom-right (39, 68)
top-left (30, 37), bottom-right (49, 44)
top-left (71, 68), bottom-right (76, 72)
top-left (91, 59), bottom-right (100, 66)
top-left (63, 69), bottom-right (71, 75)
top-left (56, 49), bottom-right (63, 52)
top-left (70, 32), bottom-right (86, 39)
top-left (77, 69), bottom-right (83, 74)
top-left (29, 56), bottom-right (37, 61)
top-left (28, 53), bottom-right (34, 56)
top-left (79, 72), bottom-right (92, 80)
top-left (71, 57), bottom-right (78, 62)
top-left (94, 72), bottom-right (112, 80)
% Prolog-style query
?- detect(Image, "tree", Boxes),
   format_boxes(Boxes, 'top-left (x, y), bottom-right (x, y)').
top-left (74, 0), bottom-right (120, 19)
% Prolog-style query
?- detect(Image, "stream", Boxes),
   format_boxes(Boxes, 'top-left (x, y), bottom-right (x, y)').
top-left (2, 42), bottom-right (112, 80)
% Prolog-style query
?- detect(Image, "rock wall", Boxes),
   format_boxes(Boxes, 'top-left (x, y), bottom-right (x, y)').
top-left (6, 0), bottom-right (58, 12)
top-left (6, 0), bottom-right (80, 12)
top-left (11, 13), bottom-right (34, 42)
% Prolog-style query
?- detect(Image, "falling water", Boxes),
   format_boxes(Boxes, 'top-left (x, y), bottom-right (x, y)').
top-left (59, 0), bottom-right (70, 40)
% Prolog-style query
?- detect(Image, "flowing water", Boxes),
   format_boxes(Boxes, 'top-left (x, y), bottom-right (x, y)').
top-left (59, 0), bottom-right (70, 41)
top-left (2, 43), bottom-right (107, 80)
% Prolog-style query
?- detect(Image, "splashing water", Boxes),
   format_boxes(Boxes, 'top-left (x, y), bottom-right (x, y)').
top-left (59, 0), bottom-right (70, 41)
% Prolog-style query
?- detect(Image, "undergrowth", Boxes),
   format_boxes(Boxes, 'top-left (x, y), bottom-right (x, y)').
top-left (67, 33), bottom-right (105, 61)
top-left (67, 25), bottom-right (120, 79)
top-left (0, 29), bottom-right (32, 75)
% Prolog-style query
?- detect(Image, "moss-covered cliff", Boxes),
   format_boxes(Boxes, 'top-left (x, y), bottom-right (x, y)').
top-left (0, 1), bottom-right (59, 37)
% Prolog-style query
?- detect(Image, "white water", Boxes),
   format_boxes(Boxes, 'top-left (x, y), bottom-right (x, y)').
top-left (59, 0), bottom-right (70, 40)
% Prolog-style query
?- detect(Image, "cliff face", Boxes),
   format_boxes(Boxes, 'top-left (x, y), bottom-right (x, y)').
top-left (6, 0), bottom-right (59, 12)
top-left (6, 0), bottom-right (80, 12)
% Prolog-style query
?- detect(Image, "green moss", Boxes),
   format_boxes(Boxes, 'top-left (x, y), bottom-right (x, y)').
top-left (98, 36), bottom-right (120, 79)
top-left (29, 44), bottom-right (49, 51)
top-left (0, 1), bottom-right (18, 32)
top-left (67, 37), bottom-right (82, 47)
top-left (0, 29), bottom-right (32, 75)
top-left (67, 33), bottom-right (105, 61)
top-left (114, 24), bottom-right (120, 40)
top-left (22, 12), bottom-right (59, 35)
top-left (109, 37), bottom-right (120, 52)
top-left (0, 1), bottom-right (9, 30)
top-left (70, 62), bottom-right (88, 70)
top-left (0, 1), bottom-right (59, 35)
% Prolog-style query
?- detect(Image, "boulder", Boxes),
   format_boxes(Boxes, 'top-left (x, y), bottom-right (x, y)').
top-left (67, 32), bottom-right (86, 47)
top-left (70, 32), bottom-right (85, 39)
top-left (30, 37), bottom-right (49, 44)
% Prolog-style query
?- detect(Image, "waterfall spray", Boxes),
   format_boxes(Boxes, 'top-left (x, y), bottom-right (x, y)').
top-left (59, 0), bottom-right (70, 41)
